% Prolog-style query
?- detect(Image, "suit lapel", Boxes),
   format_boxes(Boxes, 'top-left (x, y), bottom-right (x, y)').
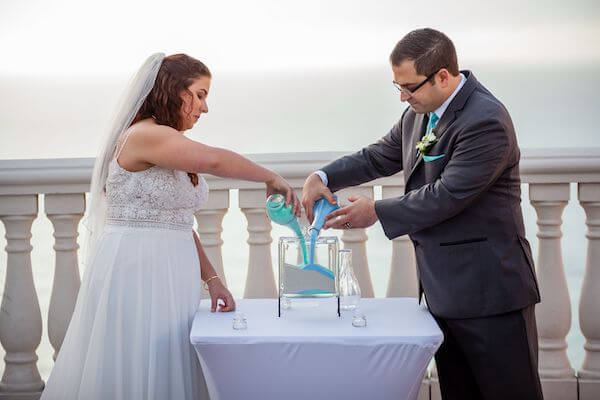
top-left (405, 114), bottom-right (429, 184)
top-left (407, 113), bottom-right (428, 168)
top-left (406, 149), bottom-right (424, 185)
top-left (405, 70), bottom-right (479, 186)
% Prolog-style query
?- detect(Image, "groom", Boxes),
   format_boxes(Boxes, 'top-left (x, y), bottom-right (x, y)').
top-left (302, 28), bottom-right (543, 400)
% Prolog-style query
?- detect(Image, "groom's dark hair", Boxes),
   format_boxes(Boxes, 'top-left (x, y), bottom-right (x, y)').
top-left (390, 28), bottom-right (459, 79)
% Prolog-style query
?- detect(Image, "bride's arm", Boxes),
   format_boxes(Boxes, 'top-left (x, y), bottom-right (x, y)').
top-left (127, 123), bottom-right (299, 214)
top-left (193, 230), bottom-right (235, 312)
top-left (129, 124), bottom-right (273, 180)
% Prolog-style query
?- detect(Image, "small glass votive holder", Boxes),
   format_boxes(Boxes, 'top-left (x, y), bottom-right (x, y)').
top-left (232, 311), bottom-right (247, 330)
top-left (281, 297), bottom-right (292, 310)
top-left (351, 307), bottom-right (367, 328)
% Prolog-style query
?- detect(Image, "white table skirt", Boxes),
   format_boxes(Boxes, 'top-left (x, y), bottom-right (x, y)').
top-left (190, 297), bottom-right (443, 400)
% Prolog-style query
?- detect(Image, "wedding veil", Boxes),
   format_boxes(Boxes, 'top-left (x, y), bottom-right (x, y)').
top-left (82, 53), bottom-right (165, 267)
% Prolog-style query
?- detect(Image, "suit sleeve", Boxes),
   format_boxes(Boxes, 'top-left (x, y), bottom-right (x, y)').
top-left (374, 118), bottom-right (511, 239)
top-left (321, 112), bottom-right (406, 192)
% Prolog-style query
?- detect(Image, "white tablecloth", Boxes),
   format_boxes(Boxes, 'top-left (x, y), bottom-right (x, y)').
top-left (190, 297), bottom-right (443, 400)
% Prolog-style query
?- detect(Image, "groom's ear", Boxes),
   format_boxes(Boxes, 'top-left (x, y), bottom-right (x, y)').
top-left (438, 69), bottom-right (450, 88)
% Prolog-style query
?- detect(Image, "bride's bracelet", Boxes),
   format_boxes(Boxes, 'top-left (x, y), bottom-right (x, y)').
top-left (203, 275), bottom-right (220, 290)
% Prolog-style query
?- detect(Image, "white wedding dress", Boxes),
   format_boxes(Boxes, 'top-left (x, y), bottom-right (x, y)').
top-left (41, 158), bottom-right (211, 400)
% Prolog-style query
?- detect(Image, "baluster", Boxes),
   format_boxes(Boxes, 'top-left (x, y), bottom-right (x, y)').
top-left (417, 378), bottom-right (430, 400)
top-left (430, 362), bottom-right (441, 400)
top-left (529, 183), bottom-right (577, 399)
top-left (578, 183), bottom-right (600, 400)
top-left (45, 194), bottom-right (85, 360)
top-left (239, 189), bottom-right (276, 298)
top-left (382, 185), bottom-right (418, 298)
top-left (195, 189), bottom-right (229, 297)
top-left (337, 187), bottom-right (374, 297)
top-left (0, 195), bottom-right (44, 398)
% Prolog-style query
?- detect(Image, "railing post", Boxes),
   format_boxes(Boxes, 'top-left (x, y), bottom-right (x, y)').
top-left (0, 195), bottom-right (44, 400)
top-left (45, 193), bottom-right (85, 360)
top-left (195, 189), bottom-right (230, 296)
top-left (578, 182), bottom-right (600, 400)
top-left (239, 189), bottom-right (276, 298)
top-left (529, 183), bottom-right (577, 400)
top-left (429, 363), bottom-right (441, 400)
top-left (381, 185), bottom-right (418, 298)
top-left (336, 187), bottom-right (374, 298)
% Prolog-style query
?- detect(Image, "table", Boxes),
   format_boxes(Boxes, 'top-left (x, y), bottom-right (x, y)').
top-left (190, 297), bottom-right (443, 400)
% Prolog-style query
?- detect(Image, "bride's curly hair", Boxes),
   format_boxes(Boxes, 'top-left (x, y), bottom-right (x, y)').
top-left (131, 54), bottom-right (212, 186)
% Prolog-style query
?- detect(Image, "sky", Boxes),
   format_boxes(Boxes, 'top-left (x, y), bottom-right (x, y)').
top-left (1, 0), bottom-right (599, 159)
top-left (1, 0), bottom-right (599, 77)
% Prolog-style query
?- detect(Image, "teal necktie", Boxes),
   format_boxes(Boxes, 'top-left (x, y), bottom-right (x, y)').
top-left (416, 112), bottom-right (440, 159)
top-left (426, 112), bottom-right (439, 135)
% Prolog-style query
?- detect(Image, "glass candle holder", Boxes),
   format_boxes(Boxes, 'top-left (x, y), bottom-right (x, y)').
top-left (281, 296), bottom-right (292, 310)
top-left (232, 311), bottom-right (247, 330)
top-left (351, 306), bottom-right (367, 328)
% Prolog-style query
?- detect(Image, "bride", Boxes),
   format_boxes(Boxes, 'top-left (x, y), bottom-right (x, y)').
top-left (41, 53), bottom-right (299, 399)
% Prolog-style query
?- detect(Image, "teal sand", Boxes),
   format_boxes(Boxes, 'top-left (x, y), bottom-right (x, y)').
top-left (267, 194), bottom-right (336, 280)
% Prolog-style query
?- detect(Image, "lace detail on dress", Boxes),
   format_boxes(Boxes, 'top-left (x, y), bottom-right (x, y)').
top-left (105, 159), bottom-right (208, 231)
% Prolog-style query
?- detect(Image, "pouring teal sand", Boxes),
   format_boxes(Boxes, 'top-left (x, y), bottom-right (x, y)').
top-left (266, 194), bottom-right (337, 280)
top-left (307, 196), bottom-right (340, 265)
top-left (266, 194), bottom-right (308, 264)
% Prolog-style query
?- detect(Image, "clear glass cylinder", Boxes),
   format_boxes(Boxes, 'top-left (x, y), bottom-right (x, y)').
top-left (339, 249), bottom-right (361, 310)
top-left (279, 236), bottom-right (339, 298)
top-left (232, 311), bottom-right (247, 330)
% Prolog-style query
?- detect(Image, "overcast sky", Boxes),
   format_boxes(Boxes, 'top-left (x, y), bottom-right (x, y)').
top-left (2, 0), bottom-right (599, 76)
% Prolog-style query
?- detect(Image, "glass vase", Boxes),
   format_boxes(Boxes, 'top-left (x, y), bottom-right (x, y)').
top-left (339, 249), bottom-right (361, 311)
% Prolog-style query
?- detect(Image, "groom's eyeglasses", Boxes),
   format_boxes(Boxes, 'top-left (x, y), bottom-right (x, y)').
top-left (393, 70), bottom-right (438, 96)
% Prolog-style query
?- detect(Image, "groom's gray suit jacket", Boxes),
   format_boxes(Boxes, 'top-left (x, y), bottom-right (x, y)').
top-left (322, 71), bottom-right (540, 319)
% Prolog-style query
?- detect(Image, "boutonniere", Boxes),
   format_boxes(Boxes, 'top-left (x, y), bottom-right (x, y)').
top-left (415, 128), bottom-right (439, 156)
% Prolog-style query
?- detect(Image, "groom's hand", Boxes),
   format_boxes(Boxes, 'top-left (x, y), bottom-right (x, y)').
top-left (324, 195), bottom-right (378, 230)
top-left (302, 173), bottom-right (337, 223)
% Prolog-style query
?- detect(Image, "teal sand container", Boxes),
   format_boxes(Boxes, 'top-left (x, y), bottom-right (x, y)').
top-left (266, 194), bottom-right (341, 316)
top-left (278, 236), bottom-right (340, 317)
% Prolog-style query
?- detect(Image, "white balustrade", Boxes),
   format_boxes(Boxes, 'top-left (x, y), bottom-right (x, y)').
top-left (239, 188), bottom-right (276, 298)
top-left (0, 150), bottom-right (599, 399)
top-left (381, 184), bottom-right (418, 298)
top-left (45, 194), bottom-right (85, 360)
top-left (195, 189), bottom-right (230, 295)
top-left (530, 183), bottom-right (577, 400)
top-left (578, 183), bottom-right (600, 400)
top-left (0, 195), bottom-right (44, 400)
top-left (430, 363), bottom-right (441, 400)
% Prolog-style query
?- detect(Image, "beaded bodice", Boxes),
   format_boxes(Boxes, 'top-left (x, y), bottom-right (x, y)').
top-left (105, 159), bottom-right (208, 230)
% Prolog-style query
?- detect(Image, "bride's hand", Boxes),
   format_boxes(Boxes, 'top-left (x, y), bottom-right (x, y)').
top-left (207, 278), bottom-right (236, 312)
top-left (266, 174), bottom-right (300, 217)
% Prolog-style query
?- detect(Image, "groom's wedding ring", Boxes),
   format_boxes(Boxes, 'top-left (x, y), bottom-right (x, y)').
top-left (344, 222), bottom-right (352, 229)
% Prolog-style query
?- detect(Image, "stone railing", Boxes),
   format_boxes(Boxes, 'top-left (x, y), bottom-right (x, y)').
top-left (0, 149), bottom-right (599, 400)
